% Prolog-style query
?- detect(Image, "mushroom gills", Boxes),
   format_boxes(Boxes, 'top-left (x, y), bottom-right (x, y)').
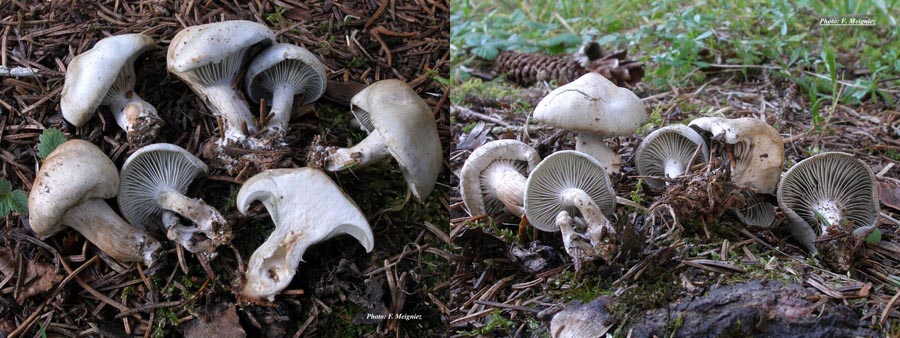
top-left (257, 59), bottom-right (322, 132)
top-left (182, 52), bottom-right (257, 145)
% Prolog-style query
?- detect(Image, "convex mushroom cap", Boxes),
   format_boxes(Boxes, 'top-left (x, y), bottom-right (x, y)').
top-left (245, 43), bottom-right (327, 134)
top-left (61, 34), bottom-right (161, 145)
top-left (688, 117), bottom-right (784, 194)
top-left (524, 150), bottom-right (618, 266)
top-left (460, 140), bottom-right (540, 217)
top-left (118, 143), bottom-right (230, 254)
top-left (237, 168), bottom-right (374, 300)
top-left (533, 73), bottom-right (647, 173)
top-left (635, 125), bottom-right (709, 189)
top-left (167, 20), bottom-right (275, 146)
top-left (29, 139), bottom-right (160, 265)
top-left (321, 79), bottom-right (442, 201)
top-left (777, 152), bottom-right (879, 252)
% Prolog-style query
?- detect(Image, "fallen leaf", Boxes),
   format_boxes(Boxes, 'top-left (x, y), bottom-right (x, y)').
top-left (879, 180), bottom-right (900, 211)
top-left (182, 302), bottom-right (246, 338)
top-left (17, 258), bottom-right (62, 303)
top-left (323, 80), bottom-right (366, 105)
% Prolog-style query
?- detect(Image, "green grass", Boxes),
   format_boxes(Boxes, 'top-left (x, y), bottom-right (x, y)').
top-left (452, 0), bottom-right (900, 102)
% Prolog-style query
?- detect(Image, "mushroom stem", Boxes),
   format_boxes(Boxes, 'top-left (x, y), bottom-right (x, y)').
top-left (575, 133), bottom-right (620, 173)
top-left (266, 84), bottom-right (299, 133)
top-left (157, 189), bottom-right (230, 253)
top-left (664, 159), bottom-right (685, 180)
top-left (201, 84), bottom-right (257, 145)
top-left (559, 188), bottom-right (616, 262)
top-left (107, 91), bottom-right (161, 144)
top-left (483, 161), bottom-right (527, 217)
top-left (323, 130), bottom-right (391, 171)
top-left (813, 200), bottom-right (844, 234)
top-left (61, 199), bottom-right (160, 266)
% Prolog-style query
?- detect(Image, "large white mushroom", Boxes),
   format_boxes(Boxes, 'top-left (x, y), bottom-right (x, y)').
top-left (459, 140), bottom-right (540, 217)
top-left (237, 168), bottom-right (374, 301)
top-left (167, 20), bottom-right (275, 147)
top-left (320, 79), bottom-right (442, 201)
top-left (118, 143), bottom-right (230, 254)
top-left (28, 140), bottom-right (161, 266)
top-left (244, 43), bottom-right (327, 137)
top-left (533, 73), bottom-right (647, 173)
top-left (61, 34), bottom-right (160, 145)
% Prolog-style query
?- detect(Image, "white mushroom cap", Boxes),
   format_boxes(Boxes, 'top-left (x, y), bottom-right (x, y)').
top-left (777, 152), bottom-right (879, 252)
top-left (346, 79), bottom-right (443, 201)
top-left (533, 73), bottom-right (647, 137)
top-left (459, 139), bottom-right (541, 217)
top-left (29, 139), bottom-right (160, 265)
top-left (118, 143), bottom-right (229, 253)
top-left (689, 117), bottom-right (784, 194)
top-left (524, 150), bottom-right (616, 232)
top-left (237, 168), bottom-right (374, 300)
top-left (635, 125), bottom-right (709, 189)
top-left (61, 34), bottom-right (155, 127)
top-left (245, 43), bottom-right (327, 107)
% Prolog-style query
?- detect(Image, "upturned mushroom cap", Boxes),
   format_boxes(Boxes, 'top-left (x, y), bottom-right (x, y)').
top-left (777, 152), bottom-right (879, 252)
top-left (167, 20), bottom-right (275, 76)
top-left (689, 117), bottom-right (784, 194)
top-left (61, 34), bottom-right (155, 127)
top-left (245, 43), bottom-right (327, 106)
top-left (733, 195), bottom-right (776, 228)
top-left (533, 73), bottom-right (647, 137)
top-left (524, 150), bottom-right (616, 232)
top-left (635, 125), bottom-right (709, 189)
top-left (118, 143), bottom-right (208, 226)
top-left (29, 140), bottom-right (119, 237)
top-left (237, 168), bottom-right (374, 300)
top-left (459, 139), bottom-right (541, 216)
top-left (349, 79), bottom-right (443, 200)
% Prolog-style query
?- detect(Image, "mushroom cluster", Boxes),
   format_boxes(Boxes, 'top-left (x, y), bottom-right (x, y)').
top-left (32, 20), bottom-right (443, 301)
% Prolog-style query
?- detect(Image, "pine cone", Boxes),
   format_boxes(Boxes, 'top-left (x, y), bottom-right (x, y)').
top-left (493, 50), bottom-right (643, 87)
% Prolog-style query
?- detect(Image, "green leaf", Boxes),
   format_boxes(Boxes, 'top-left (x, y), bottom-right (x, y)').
top-left (0, 179), bottom-right (9, 195)
top-left (38, 128), bottom-right (67, 159)
top-left (8, 190), bottom-right (27, 215)
top-left (471, 45), bottom-right (499, 60)
top-left (866, 228), bottom-right (882, 245)
top-left (0, 201), bottom-right (9, 218)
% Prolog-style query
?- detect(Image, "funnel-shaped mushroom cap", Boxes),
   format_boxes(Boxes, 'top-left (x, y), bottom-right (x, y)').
top-left (245, 43), bottom-right (327, 106)
top-left (118, 143), bottom-right (208, 226)
top-left (237, 168), bottom-right (374, 300)
top-left (460, 139), bottom-right (541, 216)
top-left (350, 79), bottom-right (442, 200)
top-left (167, 20), bottom-right (275, 76)
top-left (29, 140), bottom-right (119, 237)
top-left (61, 34), bottom-right (155, 127)
top-left (689, 117), bottom-right (784, 194)
top-left (533, 73), bottom-right (647, 137)
top-left (524, 150), bottom-right (616, 232)
top-left (635, 125), bottom-right (709, 189)
top-left (777, 152), bottom-right (879, 251)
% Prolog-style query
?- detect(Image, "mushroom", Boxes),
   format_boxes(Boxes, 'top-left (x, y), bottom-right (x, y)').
top-left (61, 34), bottom-right (160, 145)
top-left (167, 20), bottom-right (275, 146)
top-left (635, 125), bottom-right (709, 189)
top-left (732, 193), bottom-right (776, 227)
top-left (688, 117), bottom-right (784, 193)
top-left (459, 140), bottom-right (540, 217)
top-left (524, 150), bottom-right (617, 268)
top-left (118, 143), bottom-right (230, 254)
top-left (777, 152), bottom-right (879, 253)
top-left (320, 79), bottom-right (442, 201)
top-left (533, 73), bottom-right (647, 173)
top-left (28, 140), bottom-right (161, 265)
top-left (550, 297), bottom-right (615, 338)
top-left (245, 43), bottom-right (327, 136)
top-left (237, 168), bottom-right (374, 300)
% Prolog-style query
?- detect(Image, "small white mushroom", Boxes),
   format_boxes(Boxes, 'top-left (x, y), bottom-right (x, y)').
top-left (118, 143), bottom-right (230, 254)
top-left (321, 79), bottom-right (443, 201)
top-left (28, 140), bottom-right (161, 265)
top-left (167, 20), bottom-right (275, 146)
top-left (688, 117), bottom-right (784, 194)
top-left (524, 150), bottom-right (617, 267)
top-left (777, 152), bottom-right (879, 253)
top-left (459, 140), bottom-right (540, 217)
top-left (533, 73), bottom-right (647, 173)
top-left (61, 34), bottom-right (160, 145)
top-left (732, 193), bottom-right (776, 227)
top-left (237, 168), bottom-right (374, 301)
top-left (245, 43), bottom-right (327, 136)
top-left (635, 125), bottom-right (709, 189)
